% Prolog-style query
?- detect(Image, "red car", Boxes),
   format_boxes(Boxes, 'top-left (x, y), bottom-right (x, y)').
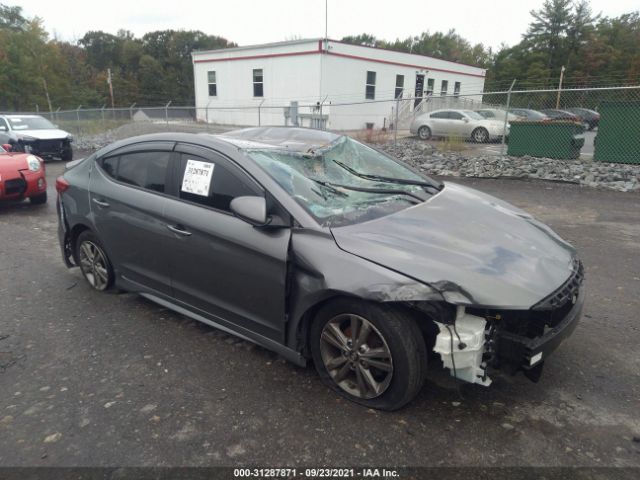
top-left (0, 143), bottom-right (47, 204)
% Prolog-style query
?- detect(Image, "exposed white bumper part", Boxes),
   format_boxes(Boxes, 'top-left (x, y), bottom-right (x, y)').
top-left (434, 306), bottom-right (491, 386)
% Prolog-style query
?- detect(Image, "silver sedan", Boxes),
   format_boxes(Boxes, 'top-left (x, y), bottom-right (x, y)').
top-left (410, 109), bottom-right (509, 143)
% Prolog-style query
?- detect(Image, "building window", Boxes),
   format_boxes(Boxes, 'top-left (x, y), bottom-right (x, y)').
top-left (454, 81), bottom-right (461, 96)
top-left (426, 78), bottom-right (435, 96)
top-left (207, 71), bottom-right (217, 97)
top-left (440, 80), bottom-right (448, 96)
top-left (365, 71), bottom-right (376, 100)
top-left (394, 74), bottom-right (404, 99)
top-left (253, 69), bottom-right (263, 97)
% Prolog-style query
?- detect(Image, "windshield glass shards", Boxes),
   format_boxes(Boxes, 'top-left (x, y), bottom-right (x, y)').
top-left (247, 136), bottom-right (440, 227)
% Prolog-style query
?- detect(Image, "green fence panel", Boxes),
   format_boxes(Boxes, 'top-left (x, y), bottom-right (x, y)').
top-left (507, 121), bottom-right (585, 160)
top-left (593, 101), bottom-right (640, 164)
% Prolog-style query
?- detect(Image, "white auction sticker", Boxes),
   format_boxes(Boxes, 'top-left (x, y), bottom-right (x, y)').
top-left (181, 159), bottom-right (214, 196)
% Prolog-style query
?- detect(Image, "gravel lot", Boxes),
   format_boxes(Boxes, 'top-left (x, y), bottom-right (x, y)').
top-left (0, 157), bottom-right (639, 468)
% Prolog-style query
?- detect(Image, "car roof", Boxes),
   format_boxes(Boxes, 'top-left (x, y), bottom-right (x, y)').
top-left (216, 127), bottom-right (341, 152)
top-left (1, 114), bottom-right (42, 118)
top-left (93, 128), bottom-right (343, 158)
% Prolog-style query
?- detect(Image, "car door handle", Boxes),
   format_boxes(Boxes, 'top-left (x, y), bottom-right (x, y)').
top-left (92, 198), bottom-right (110, 208)
top-left (166, 224), bottom-right (192, 236)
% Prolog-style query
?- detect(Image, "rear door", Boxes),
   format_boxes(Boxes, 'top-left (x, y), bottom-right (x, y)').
top-left (164, 143), bottom-right (291, 343)
top-left (429, 111), bottom-right (450, 135)
top-left (89, 142), bottom-right (174, 294)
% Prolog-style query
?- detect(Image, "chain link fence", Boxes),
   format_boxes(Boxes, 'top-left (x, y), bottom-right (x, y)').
top-left (2, 86), bottom-right (640, 167)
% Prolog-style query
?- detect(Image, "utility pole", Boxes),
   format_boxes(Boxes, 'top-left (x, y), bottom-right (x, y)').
top-left (555, 66), bottom-right (565, 109)
top-left (107, 68), bottom-right (115, 108)
top-left (42, 77), bottom-right (53, 113)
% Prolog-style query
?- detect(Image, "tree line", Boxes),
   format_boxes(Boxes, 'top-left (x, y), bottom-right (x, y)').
top-left (1, 0), bottom-right (639, 112)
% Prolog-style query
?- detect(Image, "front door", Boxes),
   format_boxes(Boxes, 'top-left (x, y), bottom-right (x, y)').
top-left (164, 144), bottom-right (291, 343)
top-left (414, 75), bottom-right (425, 108)
top-left (89, 143), bottom-right (174, 294)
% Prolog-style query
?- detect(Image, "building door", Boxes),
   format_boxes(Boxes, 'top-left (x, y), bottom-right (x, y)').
top-left (414, 75), bottom-right (425, 108)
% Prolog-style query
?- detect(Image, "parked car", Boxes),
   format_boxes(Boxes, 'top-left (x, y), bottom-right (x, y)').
top-left (0, 115), bottom-right (74, 160)
top-left (0, 143), bottom-right (47, 204)
top-left (508, 108), bottom-right (549, 121)
top-left (57, 128), bottom-right (584, 410)
top-left (539, 109), bottom-right (580, 122)
top-left (410, 109), bottom-right (508, 143)
top-left (566, 107), bottom-right (600, 130)
top-left (475, 108), bottom-right (522, 122)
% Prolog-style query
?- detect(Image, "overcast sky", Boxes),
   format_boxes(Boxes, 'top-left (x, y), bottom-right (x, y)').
top-left (15, 0), bottom-right (640, 50)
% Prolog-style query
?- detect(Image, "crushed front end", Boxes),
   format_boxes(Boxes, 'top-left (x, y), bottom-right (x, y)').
top-left (434, 259), bottom-right (585, 385)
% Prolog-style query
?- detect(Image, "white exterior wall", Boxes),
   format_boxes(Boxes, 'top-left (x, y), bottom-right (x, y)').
top-left (321, 42), bottom-right (486, 130)
top-left (192, 39), bottom-right (486, 130)
top-left (193, 40), bottom-right (322, 127)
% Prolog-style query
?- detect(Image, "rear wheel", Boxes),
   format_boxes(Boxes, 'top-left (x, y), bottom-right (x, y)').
top-left (472, 127), bottom-right (489, 143)
top-left (29, 192), bottom-right (47, 205)
top-left (75, 231), bottom-right (114, 291)
top-left (310, 299), bottom-right (427, 411)
top-left (417, 126), bottom-right (432, 140)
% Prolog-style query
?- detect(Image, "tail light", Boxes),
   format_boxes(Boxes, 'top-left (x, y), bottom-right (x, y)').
top-left (55, 176), bottom-right (70, 194)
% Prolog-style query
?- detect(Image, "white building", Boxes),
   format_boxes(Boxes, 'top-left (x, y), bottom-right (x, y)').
top-left (192, 38), bottom-right (486, 131)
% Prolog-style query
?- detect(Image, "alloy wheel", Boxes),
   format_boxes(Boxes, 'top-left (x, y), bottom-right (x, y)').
top-left (473, 128), bottom-right (488, 143)
top-left (78, 240), bottom-right (109, 290)
top-left (319, 314), bottom-right (394, 399)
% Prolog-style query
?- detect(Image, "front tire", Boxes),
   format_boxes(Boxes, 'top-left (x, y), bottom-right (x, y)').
top-left (29, 192), bottom-right (47, 205)
top-left (417, 126), bottom-right (432, 140)
top-left (61, 145), bottom-right (73, 161)
top-left (310, 299), bottom-right (427, 411)
top-left (75, 231), bottom-right (114, 291)
top-left (472, 127), bottom-right (489, 143)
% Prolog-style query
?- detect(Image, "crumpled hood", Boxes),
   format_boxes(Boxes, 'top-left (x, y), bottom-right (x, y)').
top-left (331, 182), bottom-right (576, 309)
top-left (13, 129), bottom-right (70, 140)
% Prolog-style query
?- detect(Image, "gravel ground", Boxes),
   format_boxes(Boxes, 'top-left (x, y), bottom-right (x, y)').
top-left (381, 139), bottom-right (640, 193)
top-left (0, 159), bottom-right (639, 468)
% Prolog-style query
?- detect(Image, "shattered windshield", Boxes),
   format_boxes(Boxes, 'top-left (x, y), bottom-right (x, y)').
top-left (247, 136), bottom-right (439, 227)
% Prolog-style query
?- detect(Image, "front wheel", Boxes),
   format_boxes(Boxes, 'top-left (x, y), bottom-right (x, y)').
top-left (310, 299), bottom-right (427, 411)
top-left (75, 231), bottom-right (114, 291)
top-left (61, 145), bottom-right (73, 161)
top-left (472, 127), bottom-right (489, 143)
top-left (417, 126), bottom-right (432, 140)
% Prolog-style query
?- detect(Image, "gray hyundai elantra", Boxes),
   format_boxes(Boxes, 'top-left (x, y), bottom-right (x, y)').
top-left (56, 127), bottom-right (584, 410)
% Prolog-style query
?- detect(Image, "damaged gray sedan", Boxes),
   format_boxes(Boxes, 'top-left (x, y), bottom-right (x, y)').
top-left (56, 127), bottom-right (584, 410)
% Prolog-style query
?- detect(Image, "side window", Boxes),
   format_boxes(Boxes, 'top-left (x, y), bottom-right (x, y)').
top-left (449, 112), bottom-right (464, 120)
top-left (101, 156), bottom-right (119, 178)
top-left (430, 111), bottom-right (450, 119)
top-left (100, 151), bottom-right (170, 193)
top-left (178, 153), bottom-right (260, 212)
top-left (0, 118), bottom-right (8, 131)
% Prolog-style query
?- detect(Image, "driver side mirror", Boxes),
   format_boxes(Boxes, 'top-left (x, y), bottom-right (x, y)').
top-left (230, 196), bottom-right (268, 226)
top-left (2, 143), bottom-right (12, 152)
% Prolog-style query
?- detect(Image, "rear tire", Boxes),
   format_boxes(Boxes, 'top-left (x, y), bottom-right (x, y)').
top-left (472, 127), bottom-right (489, 143)
top-left (29, 192), bottom-right (47, 205)
top-left (417, 126), bottom-right (432, 140)
top-left (75, 231), bottom-right (114, 291)
top-left (310, 299), bottom-right (427, 411)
